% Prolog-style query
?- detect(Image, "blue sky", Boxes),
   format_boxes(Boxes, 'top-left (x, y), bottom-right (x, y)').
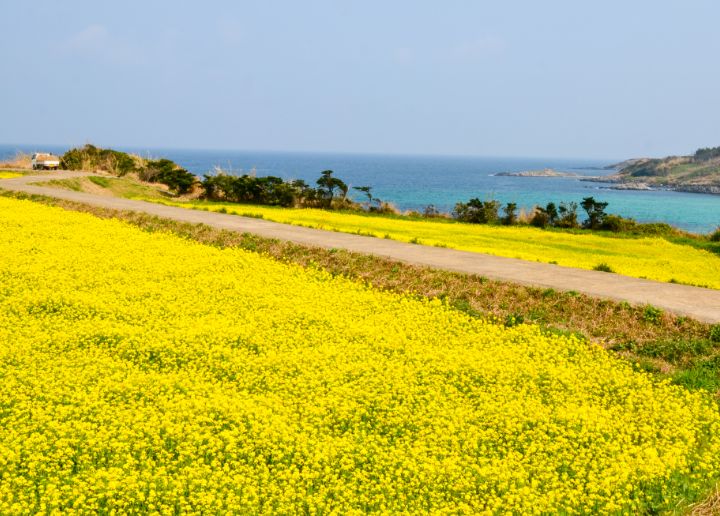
top-left (2, 0), bottom-right (719, 158)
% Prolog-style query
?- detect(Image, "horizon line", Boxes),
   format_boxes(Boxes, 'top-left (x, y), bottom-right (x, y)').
top-left (0, 141), bottom-right (625, 163)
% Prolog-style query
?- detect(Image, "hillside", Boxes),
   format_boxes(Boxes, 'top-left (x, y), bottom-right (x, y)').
top-left (602, 146), bottom-right (720, 194)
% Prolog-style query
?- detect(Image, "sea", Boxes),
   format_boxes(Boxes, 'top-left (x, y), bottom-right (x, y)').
top-left (2, 144), bottom-right (719, 234)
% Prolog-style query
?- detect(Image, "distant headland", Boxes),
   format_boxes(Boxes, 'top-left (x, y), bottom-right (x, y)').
top-left (584, 146), bottom-right (720, 195)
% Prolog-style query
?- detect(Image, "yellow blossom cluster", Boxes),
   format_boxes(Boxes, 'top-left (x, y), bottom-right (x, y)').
top-left (0, 197), bottom-right (719, 513)
top-left (0, 172), bottom-right (22, 179)
top-left (147, 197), bottom-right (720, 289)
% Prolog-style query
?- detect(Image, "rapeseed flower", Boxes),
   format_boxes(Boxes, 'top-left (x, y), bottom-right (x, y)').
top-left (0, 197), bottom-right (718, 513)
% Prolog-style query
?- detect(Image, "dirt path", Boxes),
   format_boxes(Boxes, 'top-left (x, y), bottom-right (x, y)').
top-left (3, 171), bottom-right (720, 323)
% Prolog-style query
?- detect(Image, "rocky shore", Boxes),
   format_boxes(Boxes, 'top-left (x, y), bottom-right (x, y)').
top-left (494, 168), bottom-right (580, 177)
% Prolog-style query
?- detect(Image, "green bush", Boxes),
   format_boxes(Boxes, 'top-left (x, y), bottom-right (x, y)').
top-left (530, 211), bottom-right (549, 228)
top-left (694, 146), bottom-right (720, 162)
top-left (581, 197), bottom-right (608, 229)
top-left (201, 170), bottom-right (353, 209)
top-left (501, 202), bottom-right (517, 225)
top-left (60, 144), bottom-right (138, 176)
top-left (642, 305), bottom-right (663, 324)
top-left (144, 159), bottom-right (196, 194)
top-left (600, 214), bottom-right (635, 233)
top-left (710, 228), bottom-right (720, 242)
top-left (593, 263), bottom-right (614, 273)
top-left (710, 324), bottom-right (720, 343)
top-left (555, 202), bottom-right (579, 228)
top-left (61, 146), bottom-right (196, 194)
top-left (504, 313), bottom-right (525, 327)
top-left (453, 198), bottom-right (500, 224)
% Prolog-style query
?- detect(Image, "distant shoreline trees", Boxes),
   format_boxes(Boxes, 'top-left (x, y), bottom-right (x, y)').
top-left (59, 145), bottom-right (701, 236)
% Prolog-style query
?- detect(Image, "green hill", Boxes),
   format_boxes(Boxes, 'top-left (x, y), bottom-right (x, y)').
top-left (607, 146), bottom-right (720, 194)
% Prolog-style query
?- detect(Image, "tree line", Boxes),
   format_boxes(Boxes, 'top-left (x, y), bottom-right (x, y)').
top-left (453, 197), bottom-right (622, 230)
top-left (60, 145), bottom-right (686, 235)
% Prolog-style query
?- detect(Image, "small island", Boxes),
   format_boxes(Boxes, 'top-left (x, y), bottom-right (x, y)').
top-left (586, 146), bottom-right (720, 195)
top-left (494, 168), bottom-right (580, 178)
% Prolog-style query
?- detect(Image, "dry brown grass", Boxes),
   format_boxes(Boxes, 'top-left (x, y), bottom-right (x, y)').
top-left (691, 487), bottom-right (720, 515)
top-left (0, 151), bottom-right (32, 170)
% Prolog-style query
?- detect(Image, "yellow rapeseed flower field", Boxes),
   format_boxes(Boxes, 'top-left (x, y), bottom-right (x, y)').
top-left (0, 172), bottom-right (22, 179)
top-left (146, 198), bottom-right (720, 289)
top-left (1, 197), bottom-right (719, 513)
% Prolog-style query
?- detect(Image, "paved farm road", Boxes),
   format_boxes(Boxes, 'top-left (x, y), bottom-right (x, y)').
top-left (3, 171), bottom-right (720, 323)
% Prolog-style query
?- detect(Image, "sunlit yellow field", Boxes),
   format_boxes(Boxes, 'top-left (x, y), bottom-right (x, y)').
top-left (1, 197), bottom-right (719, 513)
top-left (145, 198), bottom-right (720, 289)
top-left (0, 171), bottom-right (22, 179)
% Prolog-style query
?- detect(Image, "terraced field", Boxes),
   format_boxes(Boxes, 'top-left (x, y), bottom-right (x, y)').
top-left (1, 197), bottom-right (719, 513)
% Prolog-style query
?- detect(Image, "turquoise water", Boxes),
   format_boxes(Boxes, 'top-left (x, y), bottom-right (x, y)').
top-left (2, 144), bottom-right (719, 233)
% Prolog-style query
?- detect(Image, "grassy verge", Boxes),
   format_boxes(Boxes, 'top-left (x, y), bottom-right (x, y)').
top-left (2, 188), bottom-right (718, 397)
top-left (35, 175), bottom-right (172, 199)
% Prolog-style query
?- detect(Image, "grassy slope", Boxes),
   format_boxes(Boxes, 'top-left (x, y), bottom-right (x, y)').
top-left (37, 175), bottom-right (171, 199)
top-left (615, 156), bottom-right (720, 187)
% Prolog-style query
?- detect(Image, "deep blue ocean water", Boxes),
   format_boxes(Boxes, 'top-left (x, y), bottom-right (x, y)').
top-left (2, 144), bottom-right (719, 233)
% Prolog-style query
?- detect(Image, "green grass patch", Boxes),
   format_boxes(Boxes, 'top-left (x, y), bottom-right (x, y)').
top-left (36, 176), bottom-right (171, 200)
top-left (88, 176), bottom-right (111, 188)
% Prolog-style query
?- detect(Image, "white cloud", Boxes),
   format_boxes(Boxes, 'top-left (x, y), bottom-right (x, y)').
top-left (60, 24), bottom-right (147, 66)
top-left (447, 36), bottom-right (506, 61)
top-left (64, 24), bottom-right (110, 53)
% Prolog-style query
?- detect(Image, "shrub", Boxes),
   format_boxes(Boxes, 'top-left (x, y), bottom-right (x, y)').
top-left (643, 305), bottom-right (663, 324)
top-left (600, 214), bottom-right (635, 233)
top-left (144, 159), bottom-right (196, 194)
top-left (694, 146), bottom-right (720, 162)
top-left (453, 198), bottom-right (500, 224)
top-left (501, 202), bottom-right (517, 225)
top-left (710, 324), bottom-right (720, 343)
top-left (203, 174), bottom-right (297, 207)
top-left (581, 197), bottom-right (609, 229)
top-left (593, 263), bottom-right (614, 273)
top-left (60, 144), bottom-right (139, 176)
top-left (710, 228), bottom-right (720, 242)
top-left (201, 170), bottom-right (355, 209)
top-left (504, 313), bottom-right (525, 327)
top-left (530, 209), bottom-right (550, 228)
top-left (60, 145), bottom-right (196, 193)
top-left (316, 170), bottom-right (348, 208)
top-left (423, 205), bottom-right (441, 218)
top-left (555, 202), bottom-right (579, 229)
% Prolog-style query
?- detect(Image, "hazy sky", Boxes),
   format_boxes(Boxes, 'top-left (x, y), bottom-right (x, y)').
top-left (2, 1), bottom-right (719, 158)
